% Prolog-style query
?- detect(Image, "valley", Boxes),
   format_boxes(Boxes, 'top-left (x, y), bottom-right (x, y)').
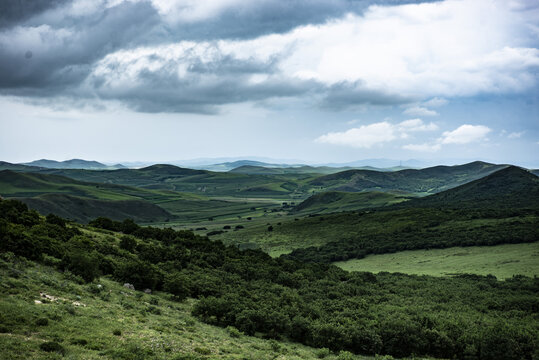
top-left (1, 158), bottom-right (538, 359)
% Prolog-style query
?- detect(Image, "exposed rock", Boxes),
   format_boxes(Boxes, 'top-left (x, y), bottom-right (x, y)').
top-left (123, 283), bottom-right (135, 291)
top-left (144, 288), bottom-right (152, 294)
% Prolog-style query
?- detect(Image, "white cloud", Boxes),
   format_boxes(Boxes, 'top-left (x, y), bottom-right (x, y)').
top-left (268, 0), bottom-right (539, 98)
top-left (315, 122), bottom-right (396, 148)
top-left (316, 118), bottom-right (438, 148)
top-left (404, 123), bottom-right (492, 152)
top-left (508, 131), bottom-right (524, 139)
top-left (423, 97), bottom-right (448, 107)
top-left (398, 118), bottom-right (438, 132)
top-left (440, 124), bottom-right (491, 144)
top-left (402, 106), bottom-right (438, 117)
top-left (402, 143), bottom-right (441, 152)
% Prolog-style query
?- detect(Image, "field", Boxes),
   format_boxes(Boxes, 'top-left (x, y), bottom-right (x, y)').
top-left (334, 242), bottom-right (539, 279)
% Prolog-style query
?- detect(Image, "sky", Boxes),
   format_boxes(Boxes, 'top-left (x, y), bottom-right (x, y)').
top-left (0, 0), bottom-right (538, 167)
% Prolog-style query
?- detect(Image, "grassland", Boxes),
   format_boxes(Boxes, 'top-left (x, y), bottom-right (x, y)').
top-left (334, 242), bottom-right (539, 279)
top-left (0, 255), bottom-right (372, 360)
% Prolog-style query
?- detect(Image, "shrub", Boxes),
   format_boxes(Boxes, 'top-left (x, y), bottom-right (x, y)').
top-left (163, 273), bottom-right (190, 301)
top-left (226, 326), bottom-right (242, 338)
top-left (40, 341), bottom-right (65, 355)
top-left (316, 348), bottom-right (331, 358)
top-left (194, 347), bottom-right (211, 355)
top-left (35, 317), bottom-right (49, 326)
top-left (46, 213), bottom-right (66, 228)
top-left (113, 329), bottom-right (122, 336)
top-left (71, 338), bottom-right (88, 346)
top-left (337, 350), bottom-right (354, 360)
top-left (119, 236), bottom-right (137, 252)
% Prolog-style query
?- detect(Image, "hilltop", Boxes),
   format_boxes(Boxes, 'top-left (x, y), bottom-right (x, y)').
top-left (310, 161), bottom-right (507, 194)
top-left (22, 159), bottom-right (125, 170)
top-left (401, 166), bottom-right (539, 208)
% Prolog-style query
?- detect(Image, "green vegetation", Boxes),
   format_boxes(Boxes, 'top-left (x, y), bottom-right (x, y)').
top-left (0, 170), bottom-right (277, 223)
top-left (0, 258), bottom-right (354, 360)
top-left (334, 242), bottom-right (539, 279)
top-left (308, 161), bottom-right (506, 194)
top-left (1, 198), bottom-right (538, 359)
top-left (292, 191), bottom-right (413, 215)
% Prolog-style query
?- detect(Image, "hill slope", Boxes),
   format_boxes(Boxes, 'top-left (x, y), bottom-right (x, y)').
top-left (309, 161), bottom-right (507, 194)
top-left (17, 193), bottom-right (172, 223)
top-left (293, 191), bottom-right (413, 214)
top-left (401, 166), bottom-right (539, 208)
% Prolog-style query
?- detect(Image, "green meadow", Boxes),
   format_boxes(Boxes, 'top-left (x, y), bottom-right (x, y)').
top-left (334, 242), bottom-right (539, 279)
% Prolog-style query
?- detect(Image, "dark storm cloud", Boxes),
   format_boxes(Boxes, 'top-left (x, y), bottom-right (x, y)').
top-left (0, 0), bottom-right (432, 112)
top-left (88, 54), bottom-right (319, 113)
top-left (166, 0), bottom-right (435, 41)
top-left (0, 1), bottom-right (161, 92)
top-left (321, 81), bottom-right (413, 109)
top-left (0, 0), bottom-right (70, 29)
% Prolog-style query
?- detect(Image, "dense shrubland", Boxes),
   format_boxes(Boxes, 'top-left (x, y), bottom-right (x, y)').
top-left (286, 207), bottom-right (539, 263)
top-left (1, 198), bottom-right (537, 359)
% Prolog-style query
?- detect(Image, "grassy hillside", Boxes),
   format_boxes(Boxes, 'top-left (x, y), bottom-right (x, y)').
top-left (17, 194), bottom-right (172, 223)
top-left (0, 259), bottom-right (361, 360)
top-left (215, 167), bottom-right (539, 259)
top-left (399, 166), bottom-right (539, 208)
top-left (292, 191), bottom-right (413, 215)
top-left (0, 161), bottom-right (521, 202)
top-left (309, 161), bottom-right (507, 194)
top-left (2, 198), bottom-right (537, 359)
top-left (334, 242), bottom-right (539, 279)
top-left (0, 170), bottom-right (275, 224)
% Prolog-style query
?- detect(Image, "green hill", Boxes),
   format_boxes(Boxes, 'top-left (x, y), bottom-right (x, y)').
top-left (0, 170), bottom-right (276, 223)
top-left (309, 161), bottom-right (507, 194)
top-left (293, 191), bottom-right (413, 214)
top-left (218, 166), bottom-right (538, 260)
top-left (17, 193), bottom-right (172, 223)
top-left (401, 166), bottom-right (539, 208)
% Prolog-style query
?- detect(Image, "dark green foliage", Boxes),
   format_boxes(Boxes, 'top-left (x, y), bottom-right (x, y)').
top-left (119, 235), bottom-right (137, 252)
top-left (163, 272), bottom-right (190, 301)
top-left (113, 329), bottom-right (122, 336)
top-left (35, 317), bottom-right (49, 326)
top-left (40, 341), bottom-right (65, 355)
top-left (46, 213), bottom-right (67, 227)
top-left (1, 198), bottom-right (537, 359)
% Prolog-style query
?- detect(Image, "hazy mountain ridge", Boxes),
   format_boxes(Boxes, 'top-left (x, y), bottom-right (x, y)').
top-left (21, 159), bottom-right (125, 170)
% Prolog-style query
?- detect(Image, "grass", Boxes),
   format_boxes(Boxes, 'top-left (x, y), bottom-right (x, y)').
top-left (334, 242), bottom-right (539, 279)
top-left (0, 255), bottom-right (378, 360)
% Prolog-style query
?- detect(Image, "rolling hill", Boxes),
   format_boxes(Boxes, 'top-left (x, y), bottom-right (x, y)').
top-left (215, 166), bottom-right (539, 259)
top-left (292, 191), bottom-right (413, 214)
top-left (18, 194), bottom-right (172, 223)
top-left (400, 166), bottom-right (539, 208)
top-left (309, 161), bottom-right (508, 194)
top-left (0, 170), bottom-right (277, 223)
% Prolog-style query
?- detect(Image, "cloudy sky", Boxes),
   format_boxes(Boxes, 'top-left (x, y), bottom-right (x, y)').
top-left (1, 0), bottom-right (538, 167)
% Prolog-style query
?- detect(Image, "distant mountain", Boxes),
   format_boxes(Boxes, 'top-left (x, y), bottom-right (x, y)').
top-left (309, 161), bottom-right (508, 194)
top-left (22, 159), bottom-right (124, 170)
top-left (197, 160), bottom-right (300, 172)
top-left (402, 166), bottom-right (539, 208)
